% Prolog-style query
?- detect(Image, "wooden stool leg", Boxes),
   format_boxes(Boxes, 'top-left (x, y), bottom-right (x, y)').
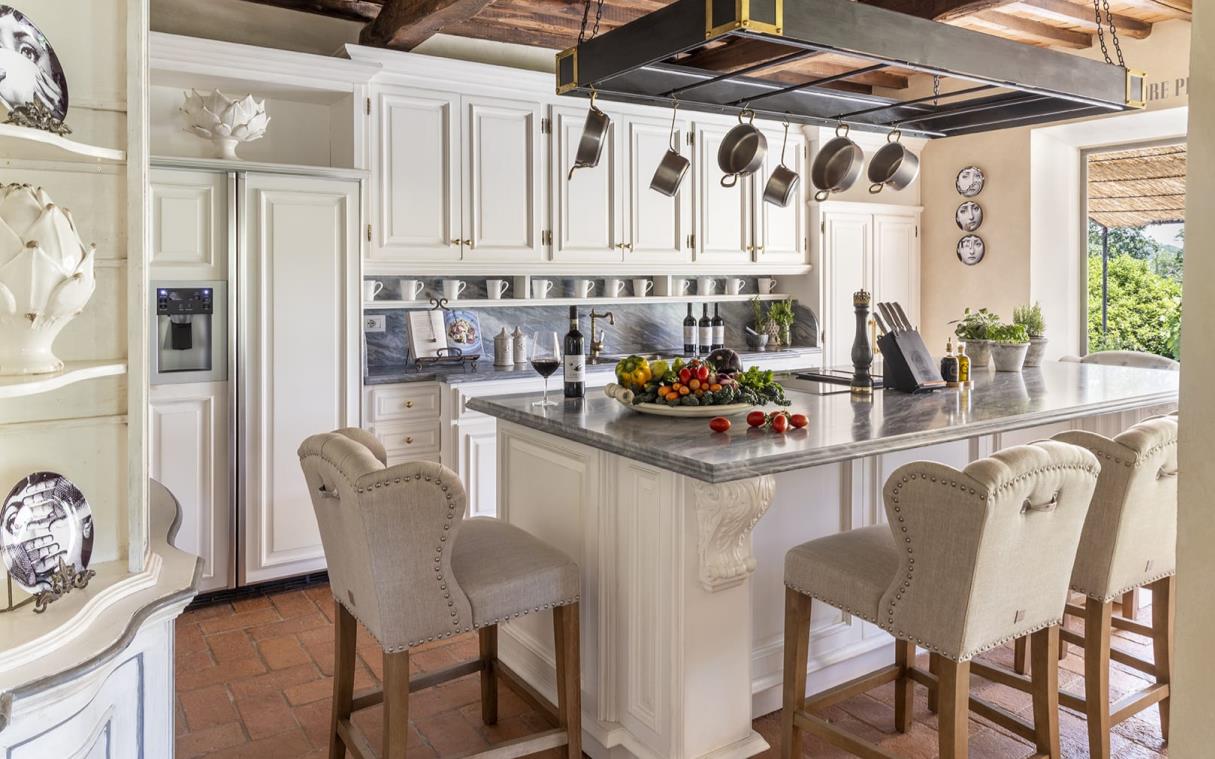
top-left (1084, 598), bottom-right (1113, 759)
top-left (382, 649), bottom-right (410, 759)
top-left (927, 653), bottom-right (941, 714)
top-left (894, 639), bottom-right (915, 733)
top-left (1013, 636), bottom-right (1028, 675)
top-left (553, 603), bottom-right (582, 759)
top-left (330, 604), bottom-right (357, 759)
top-left (479, 626), bottom-right (499, 726)
top-left (1122, 587), bottom-right (1139, 620)
top-left (781, 588), bottom-right (812, 759)
top-left (937, 658), bottom-right (970, 759)
top-left (1150, 576), bottom-right (1175, 743)
top-left (1030, 625), bottom-right (1061, 759)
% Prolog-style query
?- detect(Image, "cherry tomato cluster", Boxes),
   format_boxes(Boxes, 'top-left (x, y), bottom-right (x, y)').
top-left (746, 410), bottom-right (808, 433)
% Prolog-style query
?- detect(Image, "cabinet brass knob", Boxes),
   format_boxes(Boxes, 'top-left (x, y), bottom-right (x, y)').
top-left (404, 400), bottom-right (414, 408)
top-left (622, 242), bottom-right (633, 251)
top-left (462, 239), bottom-right (474, 247)
top-left (405, 436), bottom-right (414, 445)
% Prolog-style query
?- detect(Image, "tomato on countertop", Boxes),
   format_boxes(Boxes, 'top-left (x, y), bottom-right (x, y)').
top-left (708, 417), bottom-right (732, 433)
top-left (747, 411), bottom-right (767, 428)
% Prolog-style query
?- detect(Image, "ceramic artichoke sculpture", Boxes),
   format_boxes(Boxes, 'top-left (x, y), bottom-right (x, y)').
top-left (181, 89), bottom-right (271, 160)
top-left (0, 184), bottom-right (97, 375)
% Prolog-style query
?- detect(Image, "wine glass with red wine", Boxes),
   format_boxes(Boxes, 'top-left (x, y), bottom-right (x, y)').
top-left (530, 331), bottom-right (561, 407)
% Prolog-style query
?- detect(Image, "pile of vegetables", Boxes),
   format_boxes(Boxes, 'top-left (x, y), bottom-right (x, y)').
top-left (614, 349), bottom-right (790, 409)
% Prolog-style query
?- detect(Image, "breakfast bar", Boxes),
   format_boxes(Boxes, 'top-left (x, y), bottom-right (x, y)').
top-left (466, 362), bottom-right (1179, 759)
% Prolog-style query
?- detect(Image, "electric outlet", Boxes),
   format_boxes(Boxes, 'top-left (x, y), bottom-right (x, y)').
top-left (364, 315), bottom-right (386, 333)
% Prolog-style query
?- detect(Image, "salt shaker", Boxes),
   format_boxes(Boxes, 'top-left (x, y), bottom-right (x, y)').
top-left (494, 328), bottom-right (514, 367)
top-left (512, 327), bottom-right (527, 365)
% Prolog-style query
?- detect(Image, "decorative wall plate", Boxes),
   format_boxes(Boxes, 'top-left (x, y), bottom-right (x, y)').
top-left (1, 472), bottom-right (93, 594)
top-left (0, 6), bottom-right (69, 122)
top-left (956, 201), bottom-right (983, 232)
top-left (957, 234), bottom-right (986, 266)
top-left (955, 165), bottom-right (985, 197)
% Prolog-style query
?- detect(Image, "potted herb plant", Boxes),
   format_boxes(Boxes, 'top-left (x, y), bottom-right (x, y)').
top-left (747, 296), bottom-right (770, 349)
top-left (988, 322), bottom-right (1031, 372)
top-left (952, 307), bottom-right (1000, 367)
top-left (768, 298), bottom-right (796, 347)
top-left (1014, 302), bottom-right (1047, 367)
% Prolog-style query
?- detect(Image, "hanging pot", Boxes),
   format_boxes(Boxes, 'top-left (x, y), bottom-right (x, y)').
top-left (810, 123), bottom-right (864, 202)
top-left (763, 120), bottom-right (801, 207)
top-left (568, 89), bottom-right (612, 180)
top-left (717, 109), bottom-right (767, 188)
top-left (650, 99), bottom-right (690, 197)
top-left (866, 129), bottom-right (920, 194)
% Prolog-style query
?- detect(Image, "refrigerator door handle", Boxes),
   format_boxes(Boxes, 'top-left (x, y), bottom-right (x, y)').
top-left (231, 171), bottom-right (245, 587)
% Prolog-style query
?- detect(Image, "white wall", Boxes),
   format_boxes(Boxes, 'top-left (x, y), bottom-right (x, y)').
top-left (1171, 0), bottom-right (1215, 751)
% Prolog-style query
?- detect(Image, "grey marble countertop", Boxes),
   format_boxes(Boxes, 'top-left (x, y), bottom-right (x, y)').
top-left (466, 362), bottom-right (1179, 483)
top-left (365, 347), bottom-right (821, 386)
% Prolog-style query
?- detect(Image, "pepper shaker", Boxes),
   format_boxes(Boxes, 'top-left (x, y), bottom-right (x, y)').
top-left (850, 289), bottom-right (874, 395)
top-left (512, 326), bottom-right (527, 365)
top-left (494, 328), bottom-right (514, 367)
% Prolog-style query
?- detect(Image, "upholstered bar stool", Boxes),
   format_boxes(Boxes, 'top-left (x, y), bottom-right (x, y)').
top-left (1004, 416), bottom-right (1178, 759)
top-left (299, 429), bottom-right (582, 759)
top-left (781, 441), bottom-right (1100, 759)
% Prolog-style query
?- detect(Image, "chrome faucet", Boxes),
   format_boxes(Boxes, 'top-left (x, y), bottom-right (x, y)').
top-left (589, 311), bottom-right (615, 359)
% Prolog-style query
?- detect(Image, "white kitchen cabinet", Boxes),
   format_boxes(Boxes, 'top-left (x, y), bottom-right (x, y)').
top-left (463, 96), bottom-right (545, 262)
top-left (754, 125), bottom-right (808, 265)
top-left (242, 173), bottom-right (360, 584)
top-left (692, 122), bottom-right (752, 264)
top-left (621, 114), bottom-right (693, 263)
top-left (149, 382), bottom-right (231, 592)
top-left (818, 203), bottom-right (921, 367)
top-left (149, 169), bottom-right (230, 280)
top-left (371, 88), bottom-right (462, 262)
top-left (549, 104), bottom-right (622, 263)
top-left (455, 416), bottom-right (499, 518)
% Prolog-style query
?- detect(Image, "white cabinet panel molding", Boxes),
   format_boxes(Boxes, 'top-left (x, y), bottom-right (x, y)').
top-left (149, 169), bottom-right (228, 279)
top-left (693, 123), bottom-right (751, 264)
top-left (550, 105), bottom-right (622, 263)
top-left (822, 211), bottom-right (872, 368)
top-left (463, 96), bottom-right (544, 262)
top-left (623, 116), bottom-right (691, 263)
top-left (755, 127), bottom-right (807, 265)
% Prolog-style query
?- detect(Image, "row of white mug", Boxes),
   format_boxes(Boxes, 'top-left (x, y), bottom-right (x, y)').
top-left (364, 276), bottom-right (780, 303)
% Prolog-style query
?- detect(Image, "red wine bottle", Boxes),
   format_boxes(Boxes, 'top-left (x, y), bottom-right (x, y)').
top-left (711, 304), bottom-right (725, 351)
top-left (563, 306), bottom-right (585, 398)
top-left (683, 303), bottom-right (697, 356)
top-left (698, 305), bottom-right (711, 356)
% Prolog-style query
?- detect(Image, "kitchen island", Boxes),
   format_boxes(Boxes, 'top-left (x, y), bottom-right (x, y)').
top-left (466, 362), bottom-right (1178, 759)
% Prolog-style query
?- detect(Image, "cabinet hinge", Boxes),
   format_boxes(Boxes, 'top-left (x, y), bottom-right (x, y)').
top-left (821, 220), bottom-right (826, 234)
top-left (365, 97), bottom-right (371, 115)
top-left (686, 234), bottom-right (696, 249)
top-left (542, 230), bottom-right (552, 246)
top-left (541, 117), bottom-right (551, 134)
top-left (367, 224), bottom-right (372, 242)
top-left (915, 225), bottom-right (919, 238)
top-left (687, 132), bottom-right (695, 146)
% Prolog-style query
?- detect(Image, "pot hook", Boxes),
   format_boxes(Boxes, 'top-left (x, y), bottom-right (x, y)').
top-left (667, 97), bottom-right (681, 154)
top-left (779, 117), bottom-right (791, 168)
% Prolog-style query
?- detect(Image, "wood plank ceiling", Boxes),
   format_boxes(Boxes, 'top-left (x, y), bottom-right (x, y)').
top-left (238, 0), bottom-right (1187, 94)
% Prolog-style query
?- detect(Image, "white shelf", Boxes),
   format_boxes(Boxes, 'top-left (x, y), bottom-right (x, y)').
top-left (0, 123), bottom-right (126, 163)
top-left (0, 361), bottom-right (127, 399)
top-left (364, 293), bottom-right (791, 310)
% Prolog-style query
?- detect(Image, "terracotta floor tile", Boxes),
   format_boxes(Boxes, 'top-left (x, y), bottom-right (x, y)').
top-left (257, 635), bottom-right (312, 670)
top-left (200, 607), bottom-right (281, 635)
top-left (177, 656), bottom-right (267, 692)
top-left (235, 692), bottom-right (299, 741)
top-left (302, 637), bottom-right (336, 676)
top-left (176, 649), bottom-right (214, 676)
top-left (284, 675), bottom-right (335, 706)
top-left (231, 595), bottom-right (274, 613)
top-left (248, 611), bottom-right (330, 641)
top-left (228, 662), bottom-right (320, 701)
top-left (182, 601), bottom-right (236, 621)
top-left (269, 589), bottom-right (320, 619)
top-left (176, 619), bottom-right (208, 654)
top-left (207, 726), bottom-right (313, 759)
top-left (179, 683), bottom-right (240, 731)
top-left (291, 698), bottom-right (334, 750)
top-left (176, 721), bottom-right (247, 759)
top-left (415, 710), bottom-right (491, 756)
top-left (206, 628), bottom-right (257, 663)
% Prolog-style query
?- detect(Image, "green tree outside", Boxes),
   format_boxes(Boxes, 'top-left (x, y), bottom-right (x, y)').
top-left (1088, 255), bottom-right (1182, 359)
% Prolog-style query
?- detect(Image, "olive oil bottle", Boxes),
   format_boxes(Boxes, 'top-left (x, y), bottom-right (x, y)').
top-left (940, 338), bottom-right (961, 388)
top-left (957, 342), bottom-right (972, 386)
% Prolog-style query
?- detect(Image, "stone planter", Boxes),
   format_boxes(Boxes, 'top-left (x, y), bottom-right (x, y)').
top-left (991, 342), bottom-right (1030, 373)
top-left (964, 339), bottom-right (992, 367)
top-left (1023, 337), bottom-right (1048, 367)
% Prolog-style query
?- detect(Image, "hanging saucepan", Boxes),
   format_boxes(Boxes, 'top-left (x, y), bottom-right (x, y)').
top-left (650, 99), bottom-right (690, 197)
top-left (867, 129), bottom-right (920, 194)
top-left (717, 109), bottom-right (767, 188)
top-left (568, 88), bottom-right (612, 180)
top-left (810, 123), bottom-right (864, 202)
top-left (763, 119), bottom-right (801, 208)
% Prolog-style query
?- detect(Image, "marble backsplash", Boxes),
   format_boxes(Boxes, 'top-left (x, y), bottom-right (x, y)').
top-left (365, 301), bottom-right (821, 371)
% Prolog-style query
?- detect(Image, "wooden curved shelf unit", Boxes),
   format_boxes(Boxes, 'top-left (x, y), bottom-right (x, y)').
top-left (0, 124), bottom-right (126, 163)
top-left (0, 361), bottom-right (127, 400)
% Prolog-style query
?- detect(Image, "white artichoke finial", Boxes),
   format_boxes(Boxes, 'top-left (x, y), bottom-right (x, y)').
top-left (181, 89), bottom-right (271, 161)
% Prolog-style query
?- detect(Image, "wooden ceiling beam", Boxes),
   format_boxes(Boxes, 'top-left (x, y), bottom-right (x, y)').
top-left (360, 0), bottom-right (497, 48)
top-left (858, 0), bottom-right (1019, 22)
top-left (237, 0), bottom-right (382, 22)
top-left (1011, 0), bottom-right (1151, 40)
top-left (964, 9), bottom-right (1093, 47)
top-left (1121, 0), bottom-right (1191, 18)
top-left (677, 39), bottom-right (807, 72)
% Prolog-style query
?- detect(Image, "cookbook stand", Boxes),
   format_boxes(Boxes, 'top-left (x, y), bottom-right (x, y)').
top-left (412, 298), bottom-right (480, 373)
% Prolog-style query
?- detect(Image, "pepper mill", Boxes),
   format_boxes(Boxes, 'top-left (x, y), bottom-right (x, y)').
top-left (494, 328), bottom-right (514, 367)
top-left (512, 326), bottom-right (527, 365)
top-left (850, 289), bottom-right (874, 395)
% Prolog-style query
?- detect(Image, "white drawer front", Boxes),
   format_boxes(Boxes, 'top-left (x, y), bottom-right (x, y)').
top-left (373, 420), bottom-right (442, 457)
top-left (370, 383), bottom-right (441, 422)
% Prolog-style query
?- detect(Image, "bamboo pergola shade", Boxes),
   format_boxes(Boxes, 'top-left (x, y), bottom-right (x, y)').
top-left (1088, 144), bottom-right (1187, 228)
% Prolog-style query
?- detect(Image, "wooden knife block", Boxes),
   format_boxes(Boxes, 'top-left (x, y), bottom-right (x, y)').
top-left (878, 330), bottom-right (946, 393)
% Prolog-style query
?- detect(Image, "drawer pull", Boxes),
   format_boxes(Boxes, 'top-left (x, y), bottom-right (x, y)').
top-left (405, 436), bottom-right (414, 445)
top-left (404, 400), bottom-right (414, 409)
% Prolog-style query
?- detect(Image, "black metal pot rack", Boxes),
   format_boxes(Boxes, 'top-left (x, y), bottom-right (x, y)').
top-left (555, 0), bottom-right (1145, 137)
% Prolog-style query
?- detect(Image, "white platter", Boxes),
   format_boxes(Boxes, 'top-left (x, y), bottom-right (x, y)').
top-left (604, 383), bottom-right (753, 418)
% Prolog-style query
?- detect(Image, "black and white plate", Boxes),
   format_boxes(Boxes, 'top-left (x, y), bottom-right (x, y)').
top-left (1, 472), bottom-right (93, 594)
top-left (0, 6), bottom-right (70, 121)
top-left (955, 165), bottom-right (985, 197)
top-left (957, 234), bottom-right (986, 266)
top-left (956, 201), bottom-right (983, 232)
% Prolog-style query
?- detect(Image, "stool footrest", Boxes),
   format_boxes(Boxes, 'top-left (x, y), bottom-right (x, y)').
top-left (804, 664), bottom-right (902, 712)
top-left (1059, 627), bottom-right (1156, 676)
top-left (968, 694), bottom-right (1037, 743)
top-left (461, 728), bottom-right (568, 759)
top-left (1065, 603), bottom-right (1154, 637)
top-left (351, 658), bottom-right (484, 712)
top-left (970, 661), bottom-right (1031, 694)
top-left (1111, 683), bottom-right (1170, 726)
top-left (793, 711), bottom-right (901, 759)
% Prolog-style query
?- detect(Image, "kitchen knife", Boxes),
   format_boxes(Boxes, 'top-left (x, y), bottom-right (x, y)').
top-left (887, 302), bottom-right (910, 332)
top-left (873, 312), bottom-right (890, 336)
top-left (892, 302), bottom-right (915, 333)
top-left (878, 303), bottom-right (901, 333)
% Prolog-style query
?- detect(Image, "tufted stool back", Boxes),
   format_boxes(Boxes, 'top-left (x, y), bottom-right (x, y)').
top-left (298, 429), bottom-right (475, 652)
top-left (1054, 416), bottom-right (1179, 601)
top-left (879, 440), bottom-right (1099, 660)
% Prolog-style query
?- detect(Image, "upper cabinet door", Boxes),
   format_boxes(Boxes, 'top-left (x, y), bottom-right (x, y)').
top-left (550, 105), bottom-right (621, 263)
top-left (622, 115), bottom-right (692, 263)
top-left (873, 213), bottom-right (921, 328)
top-left (150, 168), bottom-right (229, 280)
top-left (463, 96), bottom-right (545, 262)
top-left (692, 123), bottom-right (750, 264)
top-left (754, 127), bottom-right (807, 265)
top-left (822, 211), bottom-right (872, 368)
top-left (372, 88), bottom-right (462, 262)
